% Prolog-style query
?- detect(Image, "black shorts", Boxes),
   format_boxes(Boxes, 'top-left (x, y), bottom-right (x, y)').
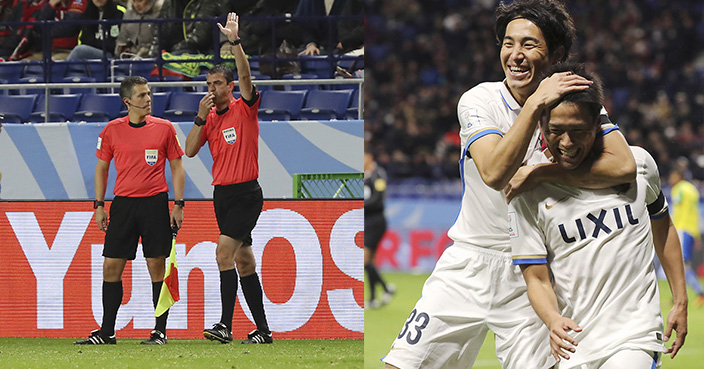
top-left (213, 180), bottom-right (263, 246)
top-left (364, 213), bottom-right (387, 251)
top-left (104, 192), bottom-right (171, 260)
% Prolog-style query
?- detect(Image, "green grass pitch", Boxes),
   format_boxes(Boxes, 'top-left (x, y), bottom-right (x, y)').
top-left (0, 338), bottom-right (362, 369)
top-left (365, 272), bottom-right (704, 369)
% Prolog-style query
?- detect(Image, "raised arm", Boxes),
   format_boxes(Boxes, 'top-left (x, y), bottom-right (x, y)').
top-left (520, 264), bottom-right (582, 363)
top-left (651, 214), bottom-right (688, 358)
top-left (219, 13), bottom-right (254, 101)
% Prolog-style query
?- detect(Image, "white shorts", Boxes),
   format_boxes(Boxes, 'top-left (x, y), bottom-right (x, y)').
top-left (382, 242), bottom-right (554, 369)
top-left (556, 349), bottom-right (661, 369)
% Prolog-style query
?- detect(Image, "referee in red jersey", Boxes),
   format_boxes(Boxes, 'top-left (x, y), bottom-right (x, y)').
top-left (185, 12), bottom-right (271, 344)
top-left (75, 76), bottom-right (185, 345)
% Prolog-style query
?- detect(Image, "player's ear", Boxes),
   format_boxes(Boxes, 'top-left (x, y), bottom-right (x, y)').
top-left (550, 46), bottom-right (565, 64)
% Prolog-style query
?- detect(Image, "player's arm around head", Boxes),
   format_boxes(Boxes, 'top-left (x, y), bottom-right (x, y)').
top-left (505, 67), bottom-right (636, 203)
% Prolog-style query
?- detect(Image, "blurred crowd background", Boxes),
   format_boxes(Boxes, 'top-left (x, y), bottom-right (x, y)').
top-left (365, 0), bottom-right (704, 197)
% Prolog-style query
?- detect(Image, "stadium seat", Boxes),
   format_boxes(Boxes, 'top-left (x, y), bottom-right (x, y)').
top-left (29, 94), bottom-right (82, 122)
top-left (0, 94), bottom-right (38, 123)
top-left (118, 91), bottom-right (171, 117)
top-left (162, 92), bottom-right (204, 122)
top-left (62, 76), bottom-right (97, 94)
top-left (258, 90), bottom-right (307, 121)
top-left (300, 55), bottom-right (334, 78)
top-left (74, 94), bottom-right (122, 122)
top-left (0, 61), bottom-right (24, 83)
top-left (16, 76), bottom-right (45, 95)
top-left (251, 74), bottom-right (271, 91)
top-left (346, 90), bottom-right (361, 120)
top-left (299, 89), bottom-right (353, 120)
top-left (282, 73), bottom-right (320, 91)
top-left (150, 75), bottom-right (185, 93)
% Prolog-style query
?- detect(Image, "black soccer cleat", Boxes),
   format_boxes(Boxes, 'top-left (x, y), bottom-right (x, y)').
top-left (74, 329), bottom-right (116, 345)
top-left (203, 322), bottom-right (233, 344)
top-left (140, 330), bottom-right (167, 345)
top-left (240, 329), bottom-right (273, 344)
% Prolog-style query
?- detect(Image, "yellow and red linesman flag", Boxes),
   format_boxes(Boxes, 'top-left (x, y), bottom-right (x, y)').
top-left (155, 231), bottom-right (179, 317)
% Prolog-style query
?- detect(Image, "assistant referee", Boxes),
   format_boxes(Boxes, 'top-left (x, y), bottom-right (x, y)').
top-left (185, 12), bottom-right (272, 344)
top-left (75, 76), bottom-right (185, 345)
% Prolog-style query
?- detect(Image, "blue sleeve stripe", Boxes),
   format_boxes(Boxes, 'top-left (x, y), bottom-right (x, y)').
top-left (600, 124), bottom-right (620, 136)
top-left (466, 128), bottom-right (503, 157)
top-left (512, 257), bottom-right (548, 265)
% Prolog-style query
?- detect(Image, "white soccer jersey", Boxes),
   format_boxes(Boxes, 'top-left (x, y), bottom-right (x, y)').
top-left (450, 81), bottom-right (618, 252)
top-left (510, 146), bottom-right (668, 368)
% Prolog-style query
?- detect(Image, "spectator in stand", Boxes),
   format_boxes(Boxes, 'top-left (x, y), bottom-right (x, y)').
top-left (66, 0), bottom-right (125, 60)
top-left (158, 0), bottom-right (221, 55)
top-left (114, 0), bottom-right (163, 58)
top-left (234, 0), bottom-right (300, 57)
top-left (335, 0), bottom-right (362, 54)
top-left (0, 0), bottom-right (46, 61)
top-left (294, 0), bottom-right (346, 56)
top-left (29, 0), bottom-right (88, 60)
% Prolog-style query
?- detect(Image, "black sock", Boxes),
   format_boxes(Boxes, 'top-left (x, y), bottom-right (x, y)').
top-left (100, 280), bottom-right (122, 337)
top-left (219, 269), bottom-right (238, 330)
top-left (152, 281), bottom-right (168, 334)
top-left (365, 263), bottom-right (387, 300)
top-left (240, 273), bottom-right (270, 334)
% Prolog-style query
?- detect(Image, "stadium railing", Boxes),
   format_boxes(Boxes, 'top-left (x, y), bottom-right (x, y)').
top-left (0, 77), bottom-right (364, 123)
top-left (292, 173), bottom-right (363, 199)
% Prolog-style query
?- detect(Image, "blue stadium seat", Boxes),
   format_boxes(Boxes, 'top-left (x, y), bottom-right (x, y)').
top-left (16, 76), bottom-right (45, 95)
top-left (251, 74), bottom-right (271, 91)
top-left (62, 76), bottom-right (97, 94)
top-left (299, 89), bottom-right (353, 120)
top-left (0, 61), bottom-right (24, 83)
top-left (74, 94), bottom-right (122, 122)
top-left (23, 63), bottom-right (44, 78)
top-left (0, 94), bottom-right (38, 123)
top-left (282, 73), bottom-right (320, 91)
top-left (300, 56), bottom-right (334, 78)
top-left (338, 55), bottom-right (364, 71)
top-left (162, 92), bottom-right (204, 122)
top-left (346, 90), bottom-right (360, 120)
top-left (258, 90), bottom-right (307, 121)
top-left (29, 94), bottom-right (82, 122)
top-left (118, 91), bottom-right (171, 117)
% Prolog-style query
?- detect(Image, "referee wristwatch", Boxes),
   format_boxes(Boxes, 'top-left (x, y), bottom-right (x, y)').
top-left (228, 38), bottom-right (241, 46)
top-left (93, 200), bottom-right (104, 209)
top-left (175, 199), bottom-right (185, 208)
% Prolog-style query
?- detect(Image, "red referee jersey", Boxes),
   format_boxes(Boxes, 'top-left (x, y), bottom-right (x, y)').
top-left (96, 115), bottom-right (184, 197)
top-left (200, 93), bottom-right (260, 185)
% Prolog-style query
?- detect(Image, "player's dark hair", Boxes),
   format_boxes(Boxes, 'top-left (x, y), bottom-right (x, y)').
top-left (495, 0), bottom-right (575, 62)
top-left (119, 75), bottom-right (148, 101)
top-left (544, 62), bottom-right (604, 123)
top-left (208, 64), bottom-right (235, 84)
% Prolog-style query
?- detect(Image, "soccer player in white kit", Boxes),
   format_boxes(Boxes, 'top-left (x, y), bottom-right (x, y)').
top-left (510, 63), bottom-right (688, 369)
top-left (382, 1), bottom-right (637, 368)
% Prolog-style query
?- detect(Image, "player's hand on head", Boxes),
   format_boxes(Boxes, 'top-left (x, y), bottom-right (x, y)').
top-left (530, 71), bottom-right (593, 110)
top-left (664, 303), bottom-right (687, 358)
top-left (548, 316), bottom-right (581, 362)
top-left (218, 12), bottom-right (239, 40)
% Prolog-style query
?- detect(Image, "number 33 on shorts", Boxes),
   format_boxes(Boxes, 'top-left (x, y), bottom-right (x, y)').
top-left (397, 309), bottom-right (430, 345)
